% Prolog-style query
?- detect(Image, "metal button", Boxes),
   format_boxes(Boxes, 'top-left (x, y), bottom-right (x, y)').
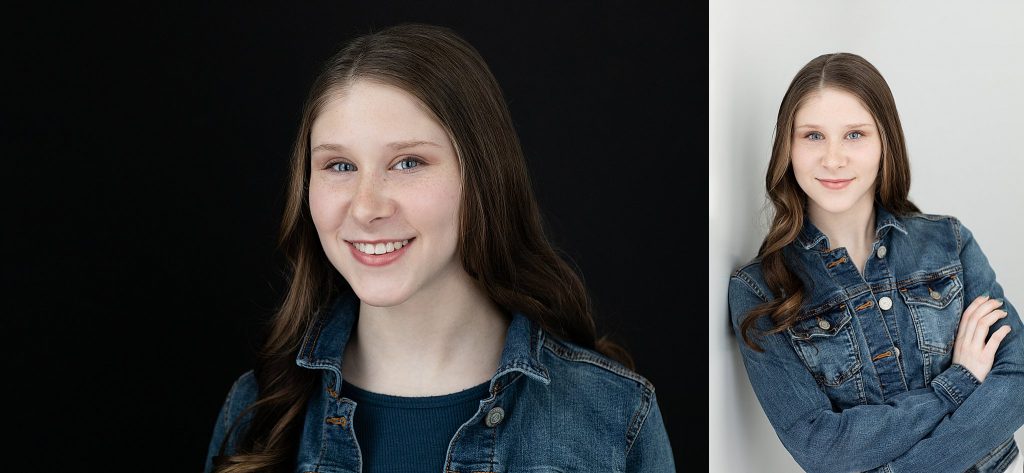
top-left (894, 347), bottom-right (900, 358)
top-left (485, 407), bottom-right (505, 427)
top-left (930, 290), bottom-right (941, 300)
top-left (876, 245), bottom-right (887, 258)
top-left (879, 297), bottom-right (893, 310)
top-left (817, 318), bottom-right (831, 330)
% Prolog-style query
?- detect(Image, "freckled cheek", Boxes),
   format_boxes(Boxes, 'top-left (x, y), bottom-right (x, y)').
top-left (789, 153), bottom-right (815, 182)
top-left (307, 183), bottom-right (352, 233)
top-left (402, 179), bottom-right (462, 237)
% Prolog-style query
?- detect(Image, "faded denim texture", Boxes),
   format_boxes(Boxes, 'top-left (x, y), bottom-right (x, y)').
top-left (205, 289), bottom-right (675, 472)
top-left (729, 203), bottom-right (1024, 473)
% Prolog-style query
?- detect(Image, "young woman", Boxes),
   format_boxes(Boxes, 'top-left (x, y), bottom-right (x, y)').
top-left (203, 24), bottom-right (674, 472)
top-left (728, 53), bottom-right (1024, 472)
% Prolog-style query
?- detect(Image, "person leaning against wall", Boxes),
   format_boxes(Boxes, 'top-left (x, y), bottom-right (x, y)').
top-left (728, 52), bottom-right (1024, 472)
top-left (203, 23), bottom-right (675, 472)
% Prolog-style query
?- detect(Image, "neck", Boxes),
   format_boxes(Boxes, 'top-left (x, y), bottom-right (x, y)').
top-left (808, 199), bottom-right (876, 252)
top-left (341, 268), bottom-right (509, 396)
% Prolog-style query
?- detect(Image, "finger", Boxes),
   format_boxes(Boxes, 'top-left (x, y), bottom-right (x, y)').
top-left (963, 295), bottom-right (991, 321)
top-left (959, 296), bottom-right (991, 342)
top-left (963, 298), bottom-right (1004, 347)
top-left (982, 325), bottom-right (1012, 360)
top-left (973, 310), bottom-right (1009, 347)
top-left (960, 302), bottom-right (984, 347)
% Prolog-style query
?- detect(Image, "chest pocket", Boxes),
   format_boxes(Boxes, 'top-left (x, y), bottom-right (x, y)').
top-left (787, 304), bottom-right (862, 387)
top-left (899, 272), bottom-right (964, 354)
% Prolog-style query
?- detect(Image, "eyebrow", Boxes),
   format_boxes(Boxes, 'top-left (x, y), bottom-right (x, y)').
top-left (311, 140), bottom-right (442, 153)
top-left (794, 123), bottom-right (875, 130)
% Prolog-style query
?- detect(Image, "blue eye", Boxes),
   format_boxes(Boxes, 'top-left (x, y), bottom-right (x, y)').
top-left (806, 132), bottom-right (824, 141)
top-left (329, 162), bottom-right (355, 172)
top-left (847, 131), bottom-right (863, 139)
top-left (394, 157), bottom-right (423, 171)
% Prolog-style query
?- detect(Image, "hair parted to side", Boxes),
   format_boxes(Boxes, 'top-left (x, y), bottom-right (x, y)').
top-left (211, 23), bottom-right (633, 472)
top-left (738, 52), bottom-right (920, 352)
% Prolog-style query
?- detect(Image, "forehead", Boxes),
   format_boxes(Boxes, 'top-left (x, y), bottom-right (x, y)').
top-left (310, 80), bottom-right (450, 148)
top-left (795, 88), bottom-right (874, 123)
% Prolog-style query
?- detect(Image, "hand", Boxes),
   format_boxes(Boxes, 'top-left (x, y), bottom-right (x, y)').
top-left (952, 295), bottom-right (1012, 383)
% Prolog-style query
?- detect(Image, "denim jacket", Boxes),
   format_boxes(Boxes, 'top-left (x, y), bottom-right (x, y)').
top-left (205, 289), bottom-right (675, 472)
top-left (728, 204), bottom-right (1024, 473)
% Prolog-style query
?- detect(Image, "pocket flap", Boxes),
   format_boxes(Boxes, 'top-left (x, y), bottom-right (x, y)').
top-left (900, 274), bottom-right (962, 309)
top-left (788, 305), bottom-right (852, 340)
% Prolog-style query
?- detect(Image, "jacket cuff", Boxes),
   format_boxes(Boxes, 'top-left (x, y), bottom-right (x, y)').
top-left (931, 363), bottom-right (982, 409)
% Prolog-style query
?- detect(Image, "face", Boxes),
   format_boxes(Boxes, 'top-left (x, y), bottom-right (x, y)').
top-left (791, 87), bottom-right (882, 220)
top-left (308, 80), bottom-right (464, 308)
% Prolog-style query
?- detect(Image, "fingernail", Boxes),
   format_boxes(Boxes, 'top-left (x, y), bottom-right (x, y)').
top-left (981, 292), bottom-right (990, 298)
top-left (995, 299), bottom-right (1004, 306)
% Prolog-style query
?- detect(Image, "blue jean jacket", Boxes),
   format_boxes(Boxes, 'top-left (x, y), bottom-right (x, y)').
top-left (205, 289), bottom-right (675, 472)
top-left (728, 204), bottom-right (1024, 473)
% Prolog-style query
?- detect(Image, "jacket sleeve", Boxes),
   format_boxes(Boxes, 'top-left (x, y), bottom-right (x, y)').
top-left (203, 370), bottom-right (258, 473)
top-left (871, 220), bottom-right (1024, 473)
top-left (624, 392), bottom-right (676, 472)
top-left (729, 273), bottom-right (982, 473)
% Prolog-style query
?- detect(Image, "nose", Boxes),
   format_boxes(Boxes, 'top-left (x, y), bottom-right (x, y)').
top-left (822, 140), bottom-right (847, 170)
top-left (349, 171), bottom-right (396, 225)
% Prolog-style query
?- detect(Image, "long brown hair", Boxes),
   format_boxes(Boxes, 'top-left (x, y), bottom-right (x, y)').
top-left (738, 52), bottom-right (920, 352)
top-left (212, 23), bottom-right (633, 472)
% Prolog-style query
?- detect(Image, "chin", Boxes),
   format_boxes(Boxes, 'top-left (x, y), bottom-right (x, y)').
top-left (349, 283), bottom-right (413, 308)
top-left (810, 196), bottom-right (863, 215)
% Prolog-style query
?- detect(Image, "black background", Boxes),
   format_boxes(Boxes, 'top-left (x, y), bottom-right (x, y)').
top-left (6, 2), bottom-right (701, 471)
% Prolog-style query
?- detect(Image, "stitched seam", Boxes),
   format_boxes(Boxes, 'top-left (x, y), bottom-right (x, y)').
top-left (953, 217), bottom-right (965, 253)
top-left (953, 363), bottom-right (981, 386)
top-left (730, 273), bottom-right (770, 303)
top-left (933, 375), bottom-right (963, 405)
top-left (977, 436), bottom-right (1015, 465)
top-left (894, 265), bottom-right (963, 288)
top-left (489, 410), bottom-right (497, 472)
top-left (624, 387), bottom-right (654, 458)
top-left (542, 338), bottom-right (652, 388)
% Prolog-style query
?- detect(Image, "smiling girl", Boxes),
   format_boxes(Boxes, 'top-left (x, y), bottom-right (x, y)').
top-left (728, 53), bottom-right (1024, 472)
top-left (204, 24), bottom-right (674, 473)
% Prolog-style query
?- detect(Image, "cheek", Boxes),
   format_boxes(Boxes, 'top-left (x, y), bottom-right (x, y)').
top-left (405, 176), bottom-right (462, 240)
top-left (307, 180), bottom-right (347, 232)
top-left (789, 150), bottom-right (815, 181)
top-left (856, 144), bottom-right (882, 174)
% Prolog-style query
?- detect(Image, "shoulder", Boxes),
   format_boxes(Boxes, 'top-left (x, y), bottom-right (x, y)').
top-left (901, 211), bottom-right (959, 232)
top-left (540, 334), bottom-right (653, 391)
top-left (221, 370), bottom-right (259, 422)
top-left (727, 260), bottom-right (779, 338)
top-left (905, 211), bottom-right (966, 240)
top-left (537, 333), bottom-right (659, 454)
top-left (729, 257), bottom-right (773, 306)
top-left (899, 211), bottom-right (973, 251)
top-left (208, 370), bottom-right (259, 459)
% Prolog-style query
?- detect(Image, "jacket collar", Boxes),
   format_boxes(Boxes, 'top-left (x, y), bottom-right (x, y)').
top-left (795, 203), bottom-right (908, 251)
top-left (295, 288), bottom-right (551, 394)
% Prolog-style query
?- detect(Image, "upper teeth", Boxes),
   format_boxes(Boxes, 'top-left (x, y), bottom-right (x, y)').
top-left (354, 240), bottom-right (410, 255)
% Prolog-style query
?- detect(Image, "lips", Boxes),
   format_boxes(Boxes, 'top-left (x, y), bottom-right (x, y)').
top-left (347, 238), bottom-right (413, 267)
top-left (818, 178), bottom-right (853, 190)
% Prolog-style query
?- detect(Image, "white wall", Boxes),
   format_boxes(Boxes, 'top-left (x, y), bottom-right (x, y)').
top-left (710, 2), bottom-right (1024, 471)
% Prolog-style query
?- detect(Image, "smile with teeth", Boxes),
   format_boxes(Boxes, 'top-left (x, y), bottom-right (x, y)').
top-left (353, 239), bottom-right (411, 255)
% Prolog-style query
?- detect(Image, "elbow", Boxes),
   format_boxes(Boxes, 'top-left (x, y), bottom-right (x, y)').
top-left (780, 414), bottom-right (865, 473)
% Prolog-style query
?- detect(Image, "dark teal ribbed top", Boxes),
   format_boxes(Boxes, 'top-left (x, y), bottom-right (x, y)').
top-left (340, 379), bottom-right (490, 472)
